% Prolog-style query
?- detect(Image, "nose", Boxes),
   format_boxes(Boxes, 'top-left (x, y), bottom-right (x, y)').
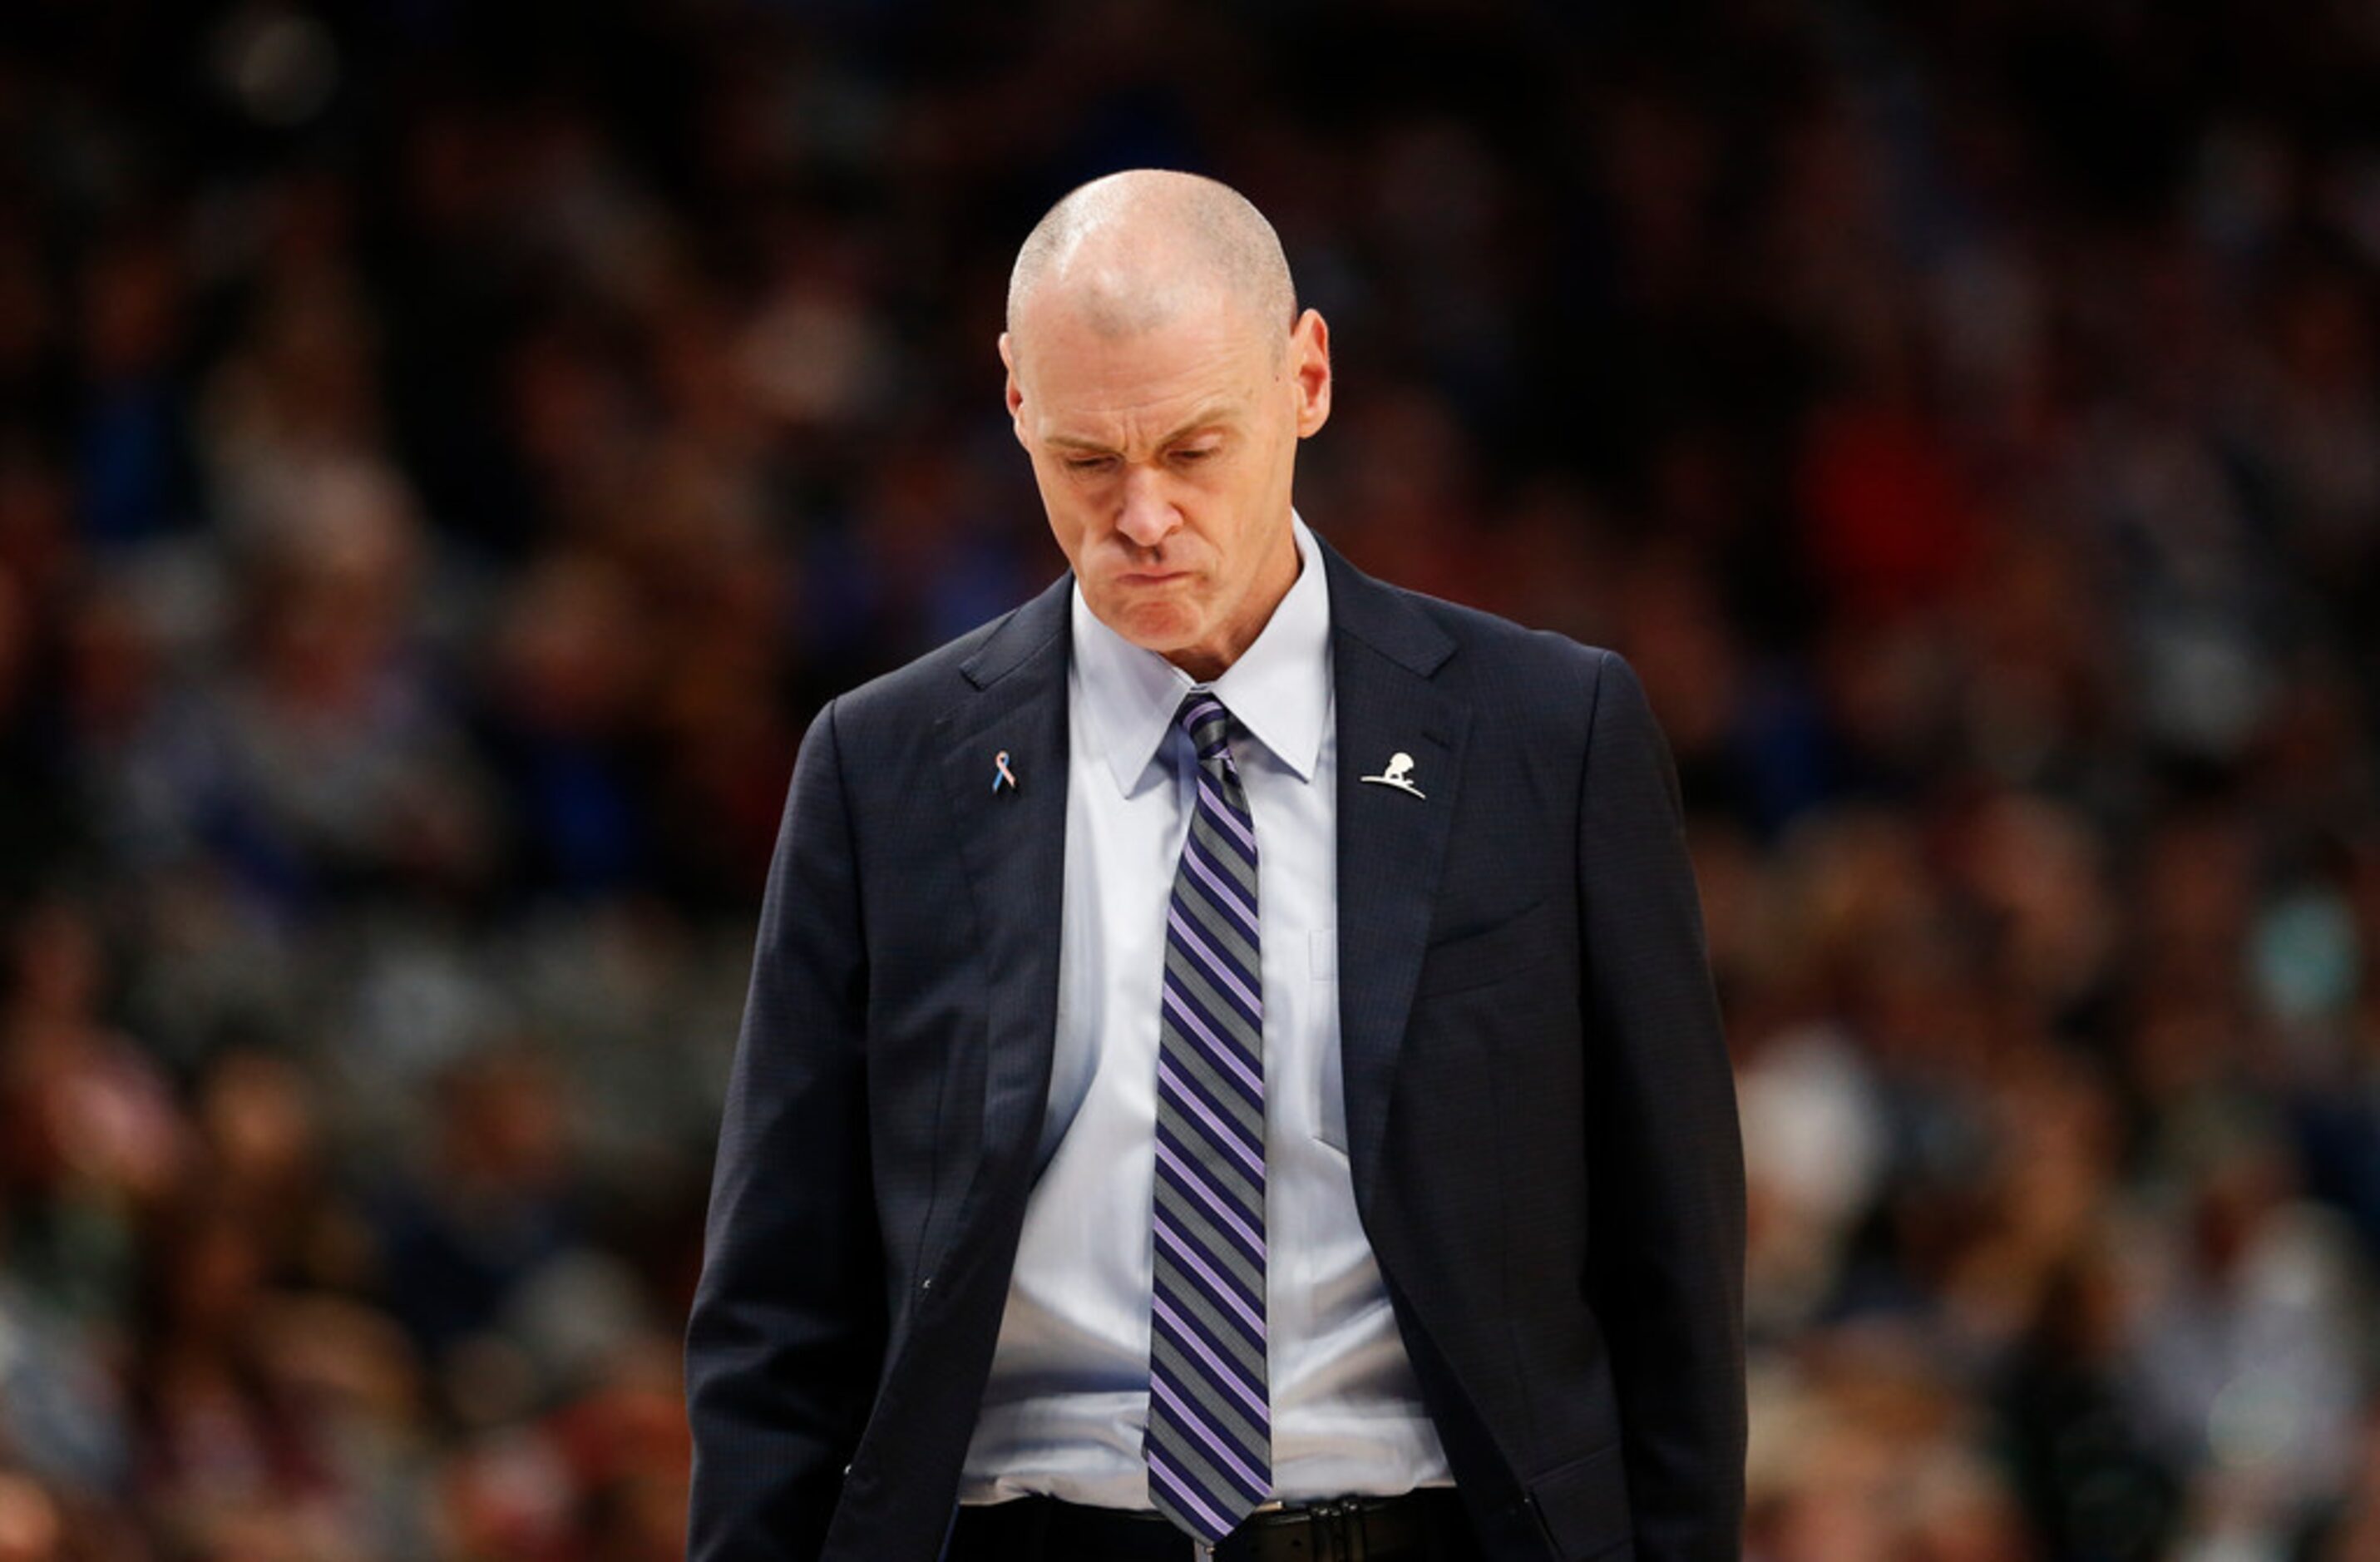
top-left (1114, 465), bottom-right (1181, 551)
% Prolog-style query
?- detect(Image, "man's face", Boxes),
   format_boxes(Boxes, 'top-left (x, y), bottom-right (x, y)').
top-left (1002, 295), bottom-right (1331, 680)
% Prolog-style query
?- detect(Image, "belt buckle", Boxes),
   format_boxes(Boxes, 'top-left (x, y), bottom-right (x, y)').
top-left (1304, 1499), bottom-right (1363, 1562)
top-left (1221, 1497), bottom-right (1374, 1562)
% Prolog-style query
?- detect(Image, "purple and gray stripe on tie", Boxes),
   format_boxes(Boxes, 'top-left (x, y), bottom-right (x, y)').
top-left (1146, 691), bottom-right (1271, 1542)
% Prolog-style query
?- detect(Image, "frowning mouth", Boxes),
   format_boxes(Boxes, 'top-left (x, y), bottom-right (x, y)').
top-left (1116, 570), bottom-right (1190, 586)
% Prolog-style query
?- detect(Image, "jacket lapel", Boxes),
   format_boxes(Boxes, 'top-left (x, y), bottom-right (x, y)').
top-left (935, 577), bottom-right (1073, 1216)
top-left (1320, 538), bottom-right (1469, 1213)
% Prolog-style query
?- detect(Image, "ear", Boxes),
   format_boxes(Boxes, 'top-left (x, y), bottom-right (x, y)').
top-left (1290, 309), bottom-right (1331, 438)
top-left (999, 332), bottom-right (1027, 442)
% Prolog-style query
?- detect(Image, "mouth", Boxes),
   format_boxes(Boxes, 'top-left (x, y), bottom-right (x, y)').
top-left (1116, 569), bottom-right (1189, 586)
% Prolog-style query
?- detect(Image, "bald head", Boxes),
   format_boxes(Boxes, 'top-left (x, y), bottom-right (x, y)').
top-left (1005, 170), bottom-right (1297, 357)
top-left (996, 170), bottom-right (1332, 682)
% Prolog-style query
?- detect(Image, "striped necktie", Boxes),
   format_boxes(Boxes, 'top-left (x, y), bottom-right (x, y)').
top-left (1145, 690), bottom-right (1271, 1544)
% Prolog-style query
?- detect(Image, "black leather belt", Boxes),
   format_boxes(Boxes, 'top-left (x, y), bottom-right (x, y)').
top-left (946, 1488), bottom-right (1476, 1560)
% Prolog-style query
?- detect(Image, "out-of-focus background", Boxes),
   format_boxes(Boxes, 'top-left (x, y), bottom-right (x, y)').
top-left (2, 0), bottom-right (2378, 1556)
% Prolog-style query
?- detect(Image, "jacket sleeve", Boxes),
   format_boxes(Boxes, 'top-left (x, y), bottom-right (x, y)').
top-left (685, 697), bottom-right (886, 1561)
top-left (1575, 650), bottom-right (1746, 1560)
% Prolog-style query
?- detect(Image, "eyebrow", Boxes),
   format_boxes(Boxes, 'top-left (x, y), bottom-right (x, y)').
top-left (1044, 406), bottom-right (1241, 454)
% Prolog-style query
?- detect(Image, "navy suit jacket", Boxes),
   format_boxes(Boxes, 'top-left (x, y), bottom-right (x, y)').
top-left (684, 533), bottom-right (1745, 1561)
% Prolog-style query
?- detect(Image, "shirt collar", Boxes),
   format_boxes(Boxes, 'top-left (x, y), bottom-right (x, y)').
top-left (1071, 512), bottom-right (1331, 797)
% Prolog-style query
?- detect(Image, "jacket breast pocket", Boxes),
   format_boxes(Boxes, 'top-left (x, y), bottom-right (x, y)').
top-left (1526, 1441), bottom-right (1634, 1560)
top-left (1415, 896), bottom-right (1558, 998)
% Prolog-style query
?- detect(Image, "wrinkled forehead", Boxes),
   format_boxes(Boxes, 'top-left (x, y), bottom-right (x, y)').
top-left (1009, 279), bottom-right (1286, 393)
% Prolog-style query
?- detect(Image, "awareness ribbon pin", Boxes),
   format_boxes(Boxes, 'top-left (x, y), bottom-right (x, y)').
top-left (991, 750), bottom-right (1019, 795)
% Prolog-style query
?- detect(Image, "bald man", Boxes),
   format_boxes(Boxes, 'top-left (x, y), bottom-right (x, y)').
top-left (685, 171), bottom-right (1744, 1562)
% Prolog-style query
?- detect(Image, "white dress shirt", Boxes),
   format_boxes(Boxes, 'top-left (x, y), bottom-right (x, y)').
top-left (958, 514), bottom-right (1453, 1510)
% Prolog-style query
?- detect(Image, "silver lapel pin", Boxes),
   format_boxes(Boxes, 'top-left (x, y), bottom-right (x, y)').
top-left (1360, 751), bottom-right (1425, 799)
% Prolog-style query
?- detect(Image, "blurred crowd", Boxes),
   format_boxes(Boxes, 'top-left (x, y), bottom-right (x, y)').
top-left (2, 0), bottom-right (2378, 1557)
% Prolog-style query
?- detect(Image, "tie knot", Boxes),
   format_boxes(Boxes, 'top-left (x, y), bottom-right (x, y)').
top-left (1173, 692), bottom-right (1237, 768)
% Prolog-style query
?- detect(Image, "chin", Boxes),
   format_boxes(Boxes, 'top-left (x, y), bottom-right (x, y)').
top-left (1090, 587), bottom-right (1188, 640)
top-left (1118, 610), bottom-right (1196, 650)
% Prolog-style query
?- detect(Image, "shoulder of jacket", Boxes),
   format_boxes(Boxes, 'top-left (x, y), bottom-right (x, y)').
top-left (830, 599), bottom-right (1025, 710)
top-left (1365, 578), bottom-right (1617, 685)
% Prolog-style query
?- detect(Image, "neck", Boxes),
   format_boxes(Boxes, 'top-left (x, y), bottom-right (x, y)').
top-left (1164, 518), bottom-right (1301, 683)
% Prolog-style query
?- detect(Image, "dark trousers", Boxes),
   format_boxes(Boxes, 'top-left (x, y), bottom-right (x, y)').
top-left (945, 1489), bottom-right (1487, 1561)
